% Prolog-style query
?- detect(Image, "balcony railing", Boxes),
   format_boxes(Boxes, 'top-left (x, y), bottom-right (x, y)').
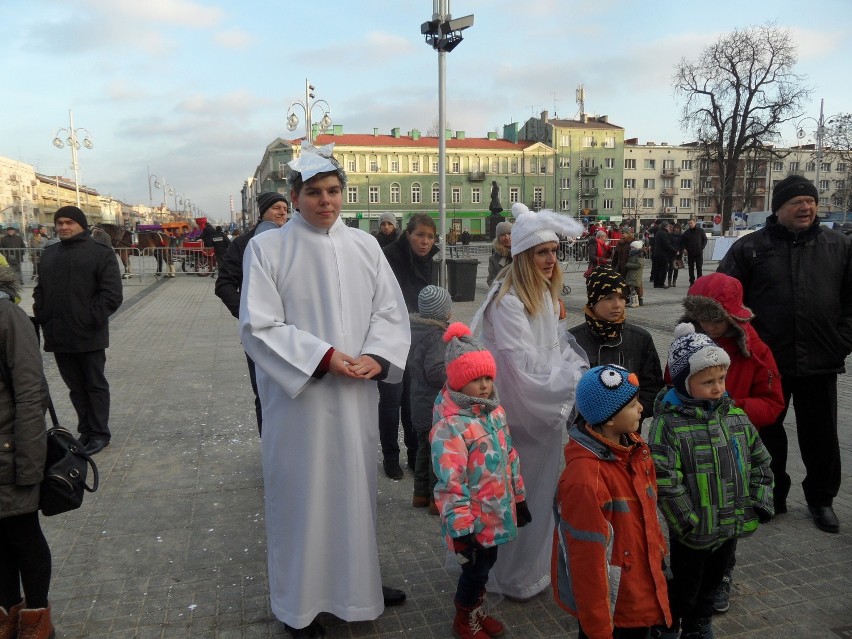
top-left (661, 167), bottom-right (680, 177)
top-left (578, 166), bottom-right (599, 176)
top-left (468, 171), bottom-right (486, 182)
top-left (661, 188), bottom-right (679, 196)
top-left (580, 188), bottom-right (599, 197)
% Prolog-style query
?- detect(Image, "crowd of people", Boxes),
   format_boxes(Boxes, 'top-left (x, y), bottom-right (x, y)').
top-left (2, 156), bottom-right (849, 639)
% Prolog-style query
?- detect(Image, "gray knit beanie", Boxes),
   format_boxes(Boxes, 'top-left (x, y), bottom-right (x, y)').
top-left (418, 285), bottom-right (452, 321)
top-left (379, 212), bottom-right (397, 225)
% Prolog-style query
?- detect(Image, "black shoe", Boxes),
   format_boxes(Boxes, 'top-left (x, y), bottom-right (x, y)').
top-left (383, 459), bottom-right (403, 480)
top-left (808, 505), bottom-right (840, 533)
top-left (712, 575), bottom-right (731, 613)
top-left (84, 439), bottom-right (110, 455)
top-left (406, 453), bottom-right (416, 471)
top-left (774, 498), bottom-right (787, 515)
top-left (284, 619), bottom-right (325, 638)
top-left (382, 585), bottom-right (406, 606)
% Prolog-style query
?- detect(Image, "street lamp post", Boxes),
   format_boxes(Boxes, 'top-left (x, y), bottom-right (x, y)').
top-left (52, 109), bottom-right (93, 208)
top-left (149, 174), bottom-right (175, 219)
top-left (286, 80), bottom-right (333, 142)
top-left (796, 99), bottom-right (847, 213)
top-left (421, 0), bottom-right (474, 287)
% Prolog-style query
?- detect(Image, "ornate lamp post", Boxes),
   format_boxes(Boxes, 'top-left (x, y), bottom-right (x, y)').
top-left (52, 109), bottom-right (93, 208)
top-left (149, 174), bottom-right (175, 219)
top-left (796, 99), bottom-right (847, 213)
top-left (286, 79), bottom-right (333, 142)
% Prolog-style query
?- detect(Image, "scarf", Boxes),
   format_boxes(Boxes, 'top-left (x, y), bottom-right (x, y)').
top-left (583, 305), bottom-right (625, 341)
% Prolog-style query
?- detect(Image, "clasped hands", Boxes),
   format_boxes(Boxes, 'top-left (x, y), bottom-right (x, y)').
top-left (329, 350), bottom-right (381, 379)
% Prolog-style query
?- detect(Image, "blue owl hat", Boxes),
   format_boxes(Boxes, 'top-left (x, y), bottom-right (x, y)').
top-left (576, 365), bottom-right (640, 426)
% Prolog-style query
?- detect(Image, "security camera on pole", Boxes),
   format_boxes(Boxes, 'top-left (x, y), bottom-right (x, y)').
top-left (421, 0), bottom-right (474, 287)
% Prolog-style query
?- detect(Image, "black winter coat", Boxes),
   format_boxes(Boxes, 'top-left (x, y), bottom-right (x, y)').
top-left (33, 232), bottom-right (123, 353)
top-left (215, 227), bottom-right (257, 318)
top-left (373, 229), bottom-right (399, 249)
top-left (682, 226), bottom-right (707, 256)
top-left (717, 216), bottom-right (852, 376)
top-left (407, 315), bottom-right (449, 435)
top-left (568, 321), bottom-right (663, 423)
top-left (383, 233), bottom-right (438, 312)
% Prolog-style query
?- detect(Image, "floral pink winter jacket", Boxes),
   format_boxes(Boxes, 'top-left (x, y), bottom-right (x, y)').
top-left (430, 386), bottom-right (526, 548)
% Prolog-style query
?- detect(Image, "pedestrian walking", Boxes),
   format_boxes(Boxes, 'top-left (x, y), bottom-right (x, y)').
top-left (682, 220), bottom-right (707, 285)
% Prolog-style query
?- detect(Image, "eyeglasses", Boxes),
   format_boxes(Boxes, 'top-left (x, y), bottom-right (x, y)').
top-left (783, 197), bottom-right (815, 208)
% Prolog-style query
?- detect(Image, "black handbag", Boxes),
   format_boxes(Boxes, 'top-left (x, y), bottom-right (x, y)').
top-left (40, 420), bottom-right (99, 516)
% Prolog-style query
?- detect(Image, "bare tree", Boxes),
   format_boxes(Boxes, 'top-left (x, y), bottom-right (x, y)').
top-left (674, 23), bottom-right (811, 232)
top-left (824, 115), bottom-right (852, 212)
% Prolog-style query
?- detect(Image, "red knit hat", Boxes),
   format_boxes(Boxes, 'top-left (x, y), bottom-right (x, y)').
top-left (443, 322), bottom-right (497, 391)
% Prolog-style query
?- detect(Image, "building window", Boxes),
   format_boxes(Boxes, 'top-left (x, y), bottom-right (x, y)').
top-left (805, 162), bottom-right (815, 172)
top-left (492, 161), bottom-right (499, 173)
top-left (561, 199), bottom-right (571, 210)
top-left (603, 136), bottom-right (615, 148)
top-left (819, 180), bottom-right (830, 190)
top-left (347, 187), bottom-right (358, 204)
top-left (663, 159), bottom-right (675, 169)
top-left (837, 162), bottom-right (847, 172)
top-left (471, 187), bottom-right (481, 204)
top-left (624, 178), bottom-right (636, 189)
top-left (347, 160), bottom-right (356, 172)
top-left (510, 160), bottom-right (519, 174)
top-left (821, 162), bottom-right (831, 172)
top-left (643, 178), bottom-right (656, 189)
top-left (411, 183), bottom-right (421, 204)
top-left (604, 178), bottom-right (614, 189)
top-left (642, 197), bottom-right (655, 208)
top-left (451, 158), bottom-right (460, 173)
top-left (834, 193), bottom-right (846, 206)
top-left (789, 161), bottom-right (799, 171)
top-left (699, 159), bottom-right (709, 172)
top-left (432, 159), bottom-right (439, 172)
top-left (369, 186), bottom-right (379, 204)
top-left (603, 198), bottom-right (614, 210)
top-left (390, 183), bottom-right (400, 204)
top-left (530, 161), bottom-right (537, 174)
top-left (680, 198), bottom-right (691, 208)
top-left (644, 159), bottom-right (656, 170)
top-left (390, 160), bottom-right (399, 172)
top-left (661, 196), bottom-right (674, 208)
top-left (582, 198), bottom-right (595, 211)
top-left (431, 184), bottom-right (440, 204)
top-left (370, 160), bottom-right (379, 172)
top-left (680, 178), bottom-right (692, 189)
top-left (661, 178), bottom-right (674, 189)
top-left (559, 157), bottom-right (570, 168)
top-left (605, 157), bottom-right (615, 169)
top-left (582, 136), bottom-right (594, 148)
top-left (772, 161), bottom-right (783, 171)
top-left (533, 187), bottom-right (543, 208)
top-left (540, 160), bottom-right (547, 174)
top-left (681, 160), bottom-right (693, 170)
top-left (452, 187), bottom-right (461, 204)
top-left (412, 160), bottom-right (420, 172)
top-left (509, 187), bottom-right (519, 203)
top-left (623, 198), bottom-right (636, 210)
top-left (561, 178), bottom-right (571, 189)
top-left (836, 179), bottom-right (846, 190)
top-left (559, 135), bottom-right (571, 147)
top-left (625, 159), bottom-right (636, 170)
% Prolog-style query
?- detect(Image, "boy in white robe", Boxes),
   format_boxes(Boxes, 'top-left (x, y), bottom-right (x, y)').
top-left (240, 141), bottom-right (411, 638)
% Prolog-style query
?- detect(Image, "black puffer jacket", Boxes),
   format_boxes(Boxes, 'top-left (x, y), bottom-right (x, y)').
top-left (0, 267), bottom-right (47, 518)
top-left (682, 225), bottom-right (707, 256)
top-left (383, 233), bottom-right (439, 312)
top-left (215, 227), bottom-right (257, 318)
top-left (568, 321), bottom-right (663, 423)
top-left (407, 314), bottom-right (449, 435)
top-left (717, 215), bottom-right (852, 376)
top-left (32, 232), bottom-right (123, 352)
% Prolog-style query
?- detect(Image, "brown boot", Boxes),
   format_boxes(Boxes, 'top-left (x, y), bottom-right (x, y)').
top-left (452, 602), bottom-right (489, 639)
top-left (0, 601), bottom-right (24, 639)
top-left (474, 592), bottom-right (505, 637)
top-left (412, 494), bottom-right (429, 508)
top-left (16, 605), bottom-right (55, 639)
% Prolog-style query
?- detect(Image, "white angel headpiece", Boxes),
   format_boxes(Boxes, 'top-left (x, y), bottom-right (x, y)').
top-left (287, 140), bottom-right (338, 182)
top-left (509, 202), bottom-right (584, 256)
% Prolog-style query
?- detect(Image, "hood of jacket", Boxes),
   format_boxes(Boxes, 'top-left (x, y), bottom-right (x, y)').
top-left (410, 313), bottom-right (449, 338)
top-left (565, 423), bottom-right (643, 466)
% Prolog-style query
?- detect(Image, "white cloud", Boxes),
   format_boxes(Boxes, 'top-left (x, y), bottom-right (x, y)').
top-left (214, 29), bottom-right (251, 49)
top-left (84, 0), bottom-right (224, 27)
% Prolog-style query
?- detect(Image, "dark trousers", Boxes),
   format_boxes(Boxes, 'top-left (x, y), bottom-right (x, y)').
top-left (54, 349), bottom-right (111, 441)
top-left (579, 625), bottom-right (650, 639)
top-left (378, 369), bottom-right (416, 463)
top-left (455, 545), bottom-right (498, 607)
top-left (652, 255), bottom-right (669, 287)
top-left (245, 352), bottom-right (262, 436)
top-left (0, 512), bottom-right (51, 610)
top-left (687, 252), bottom-right (703, 285)
top-left (667, 536), bottom-right (736, 627)
top-left (413, 428), bottom-right (438, 500)
top-left (759, 373), bottom-right (840, 507)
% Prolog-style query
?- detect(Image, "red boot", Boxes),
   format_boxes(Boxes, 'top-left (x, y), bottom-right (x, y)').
top-left (452, 603), bottom-right (489, 639)
top-left (474, 592), bottom-right (505, 637)
top-left (0, 601), bottom-right (24, 639)
top-left (16, 605), bottom-right (55, 639)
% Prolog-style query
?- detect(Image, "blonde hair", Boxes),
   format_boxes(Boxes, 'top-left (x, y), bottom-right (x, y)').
top-left (495, 243), bottom-right (562, 316)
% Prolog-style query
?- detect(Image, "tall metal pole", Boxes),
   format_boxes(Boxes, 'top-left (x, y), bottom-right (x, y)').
top-left (815, 98), bottom-right (825, 206)
top-left (438, 41), bottom-right (447, 287)
top-left (68, 110), bottom-right (82, 207)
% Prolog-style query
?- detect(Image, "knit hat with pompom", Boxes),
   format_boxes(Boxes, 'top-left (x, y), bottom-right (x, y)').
top-left (668, 322), bottom-right (730, 397)
top-left (443, 322), bottom-right (497, 391)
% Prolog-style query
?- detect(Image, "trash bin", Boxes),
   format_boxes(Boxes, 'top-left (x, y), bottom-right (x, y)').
top-left (445, 258), bottom-right (478, 302)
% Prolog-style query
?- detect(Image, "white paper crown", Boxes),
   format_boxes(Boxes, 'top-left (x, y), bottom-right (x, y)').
top-left (510, 202), bottom-right (584, 256)
top-left (287, 140), bottom-right (338, 182)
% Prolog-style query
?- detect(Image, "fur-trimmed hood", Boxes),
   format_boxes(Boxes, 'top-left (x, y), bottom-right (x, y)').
top-left (681, 273), bottom-right (755, 357)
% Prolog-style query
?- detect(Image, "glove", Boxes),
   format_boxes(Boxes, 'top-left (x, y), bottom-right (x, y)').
top-left (452, 533), bottom-right (477, 565)
top-left (516, 501), bottom-right (532, 528)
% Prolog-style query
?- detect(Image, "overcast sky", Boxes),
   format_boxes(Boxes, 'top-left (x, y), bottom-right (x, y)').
top-left (1, 0), bottom-right (849, 221)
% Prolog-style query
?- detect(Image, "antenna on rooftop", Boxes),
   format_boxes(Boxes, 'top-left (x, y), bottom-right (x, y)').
top-left (552, 91), bottom-right (559, 118)
top-left (576, 84), bottom-right (585, 118)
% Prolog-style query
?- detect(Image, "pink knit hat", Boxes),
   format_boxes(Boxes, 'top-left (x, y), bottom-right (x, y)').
top-left (443, 322), bottom-right (497, 391)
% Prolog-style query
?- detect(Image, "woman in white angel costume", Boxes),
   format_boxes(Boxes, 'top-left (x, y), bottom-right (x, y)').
top-left (471, 203), bottom-right (589, 601)
top-left (240, 141), bottom-right (411, 638)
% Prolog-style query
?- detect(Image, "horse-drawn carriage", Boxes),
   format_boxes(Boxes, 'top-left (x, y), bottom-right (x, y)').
top-left (176, 241), bottom-right (215, 277)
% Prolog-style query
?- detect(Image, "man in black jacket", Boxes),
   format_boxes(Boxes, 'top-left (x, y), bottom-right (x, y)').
top-left (214, 192), bottom-right (288, 435)
top-left (33, 206), bottom-right (123, 455)
top-left (718, 175), bottom-right (852, 534)
top-left (682, 219), bottom-right (708, 285)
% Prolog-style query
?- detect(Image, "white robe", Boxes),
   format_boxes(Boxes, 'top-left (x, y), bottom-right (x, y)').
top-left (475, 287), bottom-right (588, 599)
top-left (239, 213), bottom-right (410, 628)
